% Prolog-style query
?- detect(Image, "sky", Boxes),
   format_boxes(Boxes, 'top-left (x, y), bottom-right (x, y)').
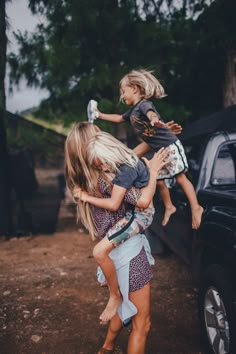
top-left (6, 0), bottom-right (49, 113)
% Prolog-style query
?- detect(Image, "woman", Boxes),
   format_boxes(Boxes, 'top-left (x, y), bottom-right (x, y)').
top-left (64, 122), bottom-right (168, 354)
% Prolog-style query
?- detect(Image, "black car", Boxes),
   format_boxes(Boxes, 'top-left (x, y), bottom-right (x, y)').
top-left (150, 106), bottom-right (236, 354)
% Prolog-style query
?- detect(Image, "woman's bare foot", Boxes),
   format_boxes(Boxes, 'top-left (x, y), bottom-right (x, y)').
top-left (162, 206), bottom-right (176, 226)
top-left (192, 206), bottom-right (204, 229)
top-left (97, 346), bottom-right (114, 353)
top-left (99, 293), bottom-right (122, 323)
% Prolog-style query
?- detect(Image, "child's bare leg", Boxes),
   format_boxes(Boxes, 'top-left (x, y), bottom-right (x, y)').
top-left (93, 237), bottom-right (122, 323)
top-left (176, 173), bottom-right (204, 229)
top-left (156, 180), bottom-right (176, 226)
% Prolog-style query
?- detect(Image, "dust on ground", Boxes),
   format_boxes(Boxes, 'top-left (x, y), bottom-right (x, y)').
top-left (0, 227), bottom-right (202, 353)
top-left (0, 169), bottom-right (203, 354)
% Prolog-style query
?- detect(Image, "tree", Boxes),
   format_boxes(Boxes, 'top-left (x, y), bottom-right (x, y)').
top-left (7, 0), bottom-right (191, 126)
top-left (8, 0), bottom-right (235, 125)
top-left (0, 0), bottom-right (11, 235)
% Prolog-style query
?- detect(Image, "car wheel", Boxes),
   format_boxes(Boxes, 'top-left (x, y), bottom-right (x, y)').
top-left (198, 265), bottom-right (236, 354)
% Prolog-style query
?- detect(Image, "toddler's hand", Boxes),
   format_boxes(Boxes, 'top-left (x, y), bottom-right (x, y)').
top-left (73, 186), bottom-right (82, 198)
top-left (150, 116), bottom-right (166, 128)
top-left (73, 187), bottom-right (89, 203)
top-left (72, 186), bottom-right (82, 203)
top-left (166, 120), bottom-right (182, 135)
top-left (95, 108), bottom-right (100, 119)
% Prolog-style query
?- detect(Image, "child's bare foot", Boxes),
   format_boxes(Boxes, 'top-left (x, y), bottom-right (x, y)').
top-left (162, 206), bottom-right (176, 226)
top-left (99, 293), bottom-right (122, 323)
top-left (100, 281), bottom-right (108, 287)
top-left (192, 206), bottom-right (204, 229)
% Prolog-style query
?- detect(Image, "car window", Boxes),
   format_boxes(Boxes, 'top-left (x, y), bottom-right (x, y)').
top-left (184, 143), bottom-right (202, 186)
top-left (212, 143), bottom-right (236, 185)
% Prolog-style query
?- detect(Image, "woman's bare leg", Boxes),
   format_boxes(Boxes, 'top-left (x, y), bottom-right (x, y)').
top-left (176, 173), bottom-right (204, 229)
top-left (93, 237), bottom-right (122, 323)
top-left (127, 282), bottom-right (151, 354)
top-left (156, 180), bottom-right (176, 226)
top-left (98, 313), bottom-right (123, 353)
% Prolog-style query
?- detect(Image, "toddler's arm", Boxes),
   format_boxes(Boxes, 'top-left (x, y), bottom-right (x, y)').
top-left (74, 148), bottom-right (170, 210)
top-left (146, 110), bottom-right (166, 127)
top-left (74, 184), bottom-right (127, 211)
top-left (146, 110), bottom-right (183, 134)
top-left (97, 109), bottom-right (125, 123)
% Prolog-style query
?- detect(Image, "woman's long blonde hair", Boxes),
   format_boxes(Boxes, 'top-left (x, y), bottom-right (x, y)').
top-left (87, 131), bottom-right (139, 172)
top-left (64, 122), bottom-right (101, 239)
top-left (120, 69), bottom-right (166, 100)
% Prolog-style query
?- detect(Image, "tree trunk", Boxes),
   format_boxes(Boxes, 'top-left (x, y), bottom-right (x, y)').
top-left (0, 0), bottom-right (12, 236)
top-left (223, 50), bottom-right (236, 107)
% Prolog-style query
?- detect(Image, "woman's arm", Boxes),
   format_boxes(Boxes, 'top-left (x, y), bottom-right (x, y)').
top-left (135, 148), bottom-right (169, 208)
top-left (74, 148), bottom-right (169, 210)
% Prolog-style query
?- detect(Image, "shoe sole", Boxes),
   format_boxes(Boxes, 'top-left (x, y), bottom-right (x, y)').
top-left (87, 99), bottom-right (98, 122)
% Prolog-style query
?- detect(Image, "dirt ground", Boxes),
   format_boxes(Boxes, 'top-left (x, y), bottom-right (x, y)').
top-left (0, 198), bottom-right (203, 354)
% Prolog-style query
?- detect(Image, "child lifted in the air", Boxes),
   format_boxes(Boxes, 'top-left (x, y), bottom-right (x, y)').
top-left (89, 68), bottom-right (203, 229)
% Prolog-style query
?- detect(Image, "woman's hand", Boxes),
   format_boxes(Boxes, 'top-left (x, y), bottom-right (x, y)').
top-left (142, 147), bottom-right (170, 175)
top-left (166, 120), bottom-right (182, 135)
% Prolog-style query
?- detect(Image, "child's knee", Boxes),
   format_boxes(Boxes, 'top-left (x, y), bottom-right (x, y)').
top-left (176, 172), bottom-right (186, 184)
top-left (93, 244), bottom-right (103, 261)
top-left (93, 243), bottom-right (108, 262)
top-left (156, 180), bottom-right (167, 190)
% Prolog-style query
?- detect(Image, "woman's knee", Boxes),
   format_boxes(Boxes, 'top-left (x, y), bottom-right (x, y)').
top-left (132, 315), bottom-right (151, 336)
top-left (143, 317), bottom-right (151, 334)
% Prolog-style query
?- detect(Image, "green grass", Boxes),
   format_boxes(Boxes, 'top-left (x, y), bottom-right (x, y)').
top-left (22, 113), bottom-right (73, 136)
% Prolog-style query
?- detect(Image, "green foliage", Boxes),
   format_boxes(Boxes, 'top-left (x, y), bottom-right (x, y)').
top-left (7, 0), bottom-right (236, 126)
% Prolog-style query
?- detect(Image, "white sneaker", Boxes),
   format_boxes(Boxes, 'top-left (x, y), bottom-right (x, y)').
top-left (87, 99), bottom-right (98, 123)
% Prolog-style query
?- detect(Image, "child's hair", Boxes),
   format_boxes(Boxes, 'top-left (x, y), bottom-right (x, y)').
top-left (87, 131), bottom-right (139, 172)
top-left (119, 69), bottom-right (166, 100)
top-left (64, 121), bottom-right (101, 239)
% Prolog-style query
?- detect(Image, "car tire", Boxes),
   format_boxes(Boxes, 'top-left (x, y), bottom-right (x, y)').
top-left (198, 265), bottom-right (236, 354)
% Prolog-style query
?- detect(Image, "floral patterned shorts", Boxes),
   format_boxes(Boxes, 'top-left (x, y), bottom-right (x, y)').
top-left (157, 139), bottom-right (188, 180)
top-left (106, 207), bottom-right (155, 247)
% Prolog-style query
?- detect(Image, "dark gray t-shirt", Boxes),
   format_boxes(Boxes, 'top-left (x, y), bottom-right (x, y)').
top-left (112, 159), bottom-right (149, 190)
top-left (122, 99), bottom-right (177, 151)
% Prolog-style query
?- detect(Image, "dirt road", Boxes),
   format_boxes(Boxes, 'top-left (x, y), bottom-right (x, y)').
top-left (0, 218), bottom-right (203, 354)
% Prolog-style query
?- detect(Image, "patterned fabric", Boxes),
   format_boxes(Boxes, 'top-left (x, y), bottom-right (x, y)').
top-left (129, 247), bottom-right (153, 292)
top-left (157, 139), bottom-right (189, 180)
top-left (93, 176), bottom-right (142, 239)
top-left (107, 207), bottom-right (155, 246)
